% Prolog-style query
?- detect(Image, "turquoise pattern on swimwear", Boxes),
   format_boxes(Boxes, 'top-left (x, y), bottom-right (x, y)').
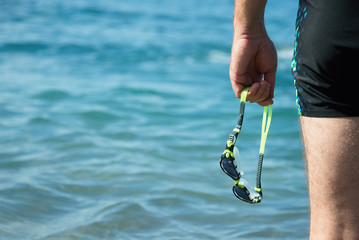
top-left (292, 5), bottom-right (308, 115)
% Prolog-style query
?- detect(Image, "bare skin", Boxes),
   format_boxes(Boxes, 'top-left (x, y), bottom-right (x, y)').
top-left (230, 0), bottom-right (277, 106)
top-left (231, 0), bottom-right (359, 238)
top-left (300, 117), bottom-right (359, 240)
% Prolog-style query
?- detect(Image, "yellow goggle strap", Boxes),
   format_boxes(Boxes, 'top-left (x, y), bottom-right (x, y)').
top-left (256, 104), bottom-right (272, 195)
top-left (259, 105), bottom-right (272, 155)
top-left (240, 87), bottom-right (249, 103)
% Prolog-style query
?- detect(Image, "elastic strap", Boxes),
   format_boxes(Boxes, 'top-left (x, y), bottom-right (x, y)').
top-left (240, 87), bottom-right (250, 103)
top-left (259, 105), bottom-right (272, 155)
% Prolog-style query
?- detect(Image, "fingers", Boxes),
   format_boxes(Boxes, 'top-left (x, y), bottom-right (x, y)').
top-left (257, 98), bottom-right (274, 107)
top-left (247, 81), bottom-right (273, 105)
top-left (231, 78), bottom-right (274, 106)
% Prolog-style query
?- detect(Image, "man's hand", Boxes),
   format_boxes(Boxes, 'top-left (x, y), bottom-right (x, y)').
top-left (230, 0), bottom-right (277, 106)
top-left (230, 33), bottom-right (277, 106)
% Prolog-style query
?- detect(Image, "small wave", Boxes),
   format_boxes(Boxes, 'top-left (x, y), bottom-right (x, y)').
top-left (91, 201), bottom-right (167, 233)
top-left (208, 49), bottom-right (230, 64)
top-left (277, 47), bottom-right (293, 60)
top-left (32, 89), bottom-right (71, 101)
top-left (113, 84), bottom-right (184, 100)
top-left (78, 110), bottom-right (119, 123)
top-left (57, 44), bottom-right (96, 54)
top-left (28, 116), bottom-right (55, 125)
top-left (0, 42), bottom-right (49, 53)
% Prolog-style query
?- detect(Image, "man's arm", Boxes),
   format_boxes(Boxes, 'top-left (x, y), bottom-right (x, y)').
top-left (233, 0), bottom-right (266, 34)
top-left (230, 0), bottom-right (277, 106)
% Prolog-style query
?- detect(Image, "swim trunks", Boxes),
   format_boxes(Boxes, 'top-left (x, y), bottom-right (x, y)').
top-left (292, 0), bottom-right (359, 117)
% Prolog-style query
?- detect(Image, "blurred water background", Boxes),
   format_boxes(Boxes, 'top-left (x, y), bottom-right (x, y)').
top-left (0, 0), bottom-right (308, 239)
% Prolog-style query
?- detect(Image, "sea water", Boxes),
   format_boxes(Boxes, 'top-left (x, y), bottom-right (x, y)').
top-left (0, 0), bottom-right (309, 239)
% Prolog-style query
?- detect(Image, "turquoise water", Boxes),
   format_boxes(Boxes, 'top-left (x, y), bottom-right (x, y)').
top-left (0, 0), bottom-right (309, 239)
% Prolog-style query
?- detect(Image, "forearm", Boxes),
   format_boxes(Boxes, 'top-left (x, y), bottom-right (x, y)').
top-left (233, 0), bottom-right (268, 37)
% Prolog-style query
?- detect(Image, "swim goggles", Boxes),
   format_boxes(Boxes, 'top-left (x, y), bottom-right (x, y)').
top-left (220, 88), bottom-right (272, 204)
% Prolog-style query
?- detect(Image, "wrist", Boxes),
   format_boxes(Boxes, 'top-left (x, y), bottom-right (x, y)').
top-left (233, 22), bottom-right (267, 40)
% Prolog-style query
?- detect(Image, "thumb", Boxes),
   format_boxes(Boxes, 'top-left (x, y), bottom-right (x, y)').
top-left (231, 80), bottom-right (245, 98)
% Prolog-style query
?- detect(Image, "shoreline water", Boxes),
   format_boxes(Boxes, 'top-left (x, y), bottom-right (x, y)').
top-left (0, 0), bottom-right (308, 239)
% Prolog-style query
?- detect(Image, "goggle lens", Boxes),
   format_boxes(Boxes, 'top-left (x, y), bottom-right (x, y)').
top-left (232, 179), bottom-right (261, 204)
top-left (232, 185), bottom-right (252, 203)
top-left (220, 157), bottom-right (239, 180)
